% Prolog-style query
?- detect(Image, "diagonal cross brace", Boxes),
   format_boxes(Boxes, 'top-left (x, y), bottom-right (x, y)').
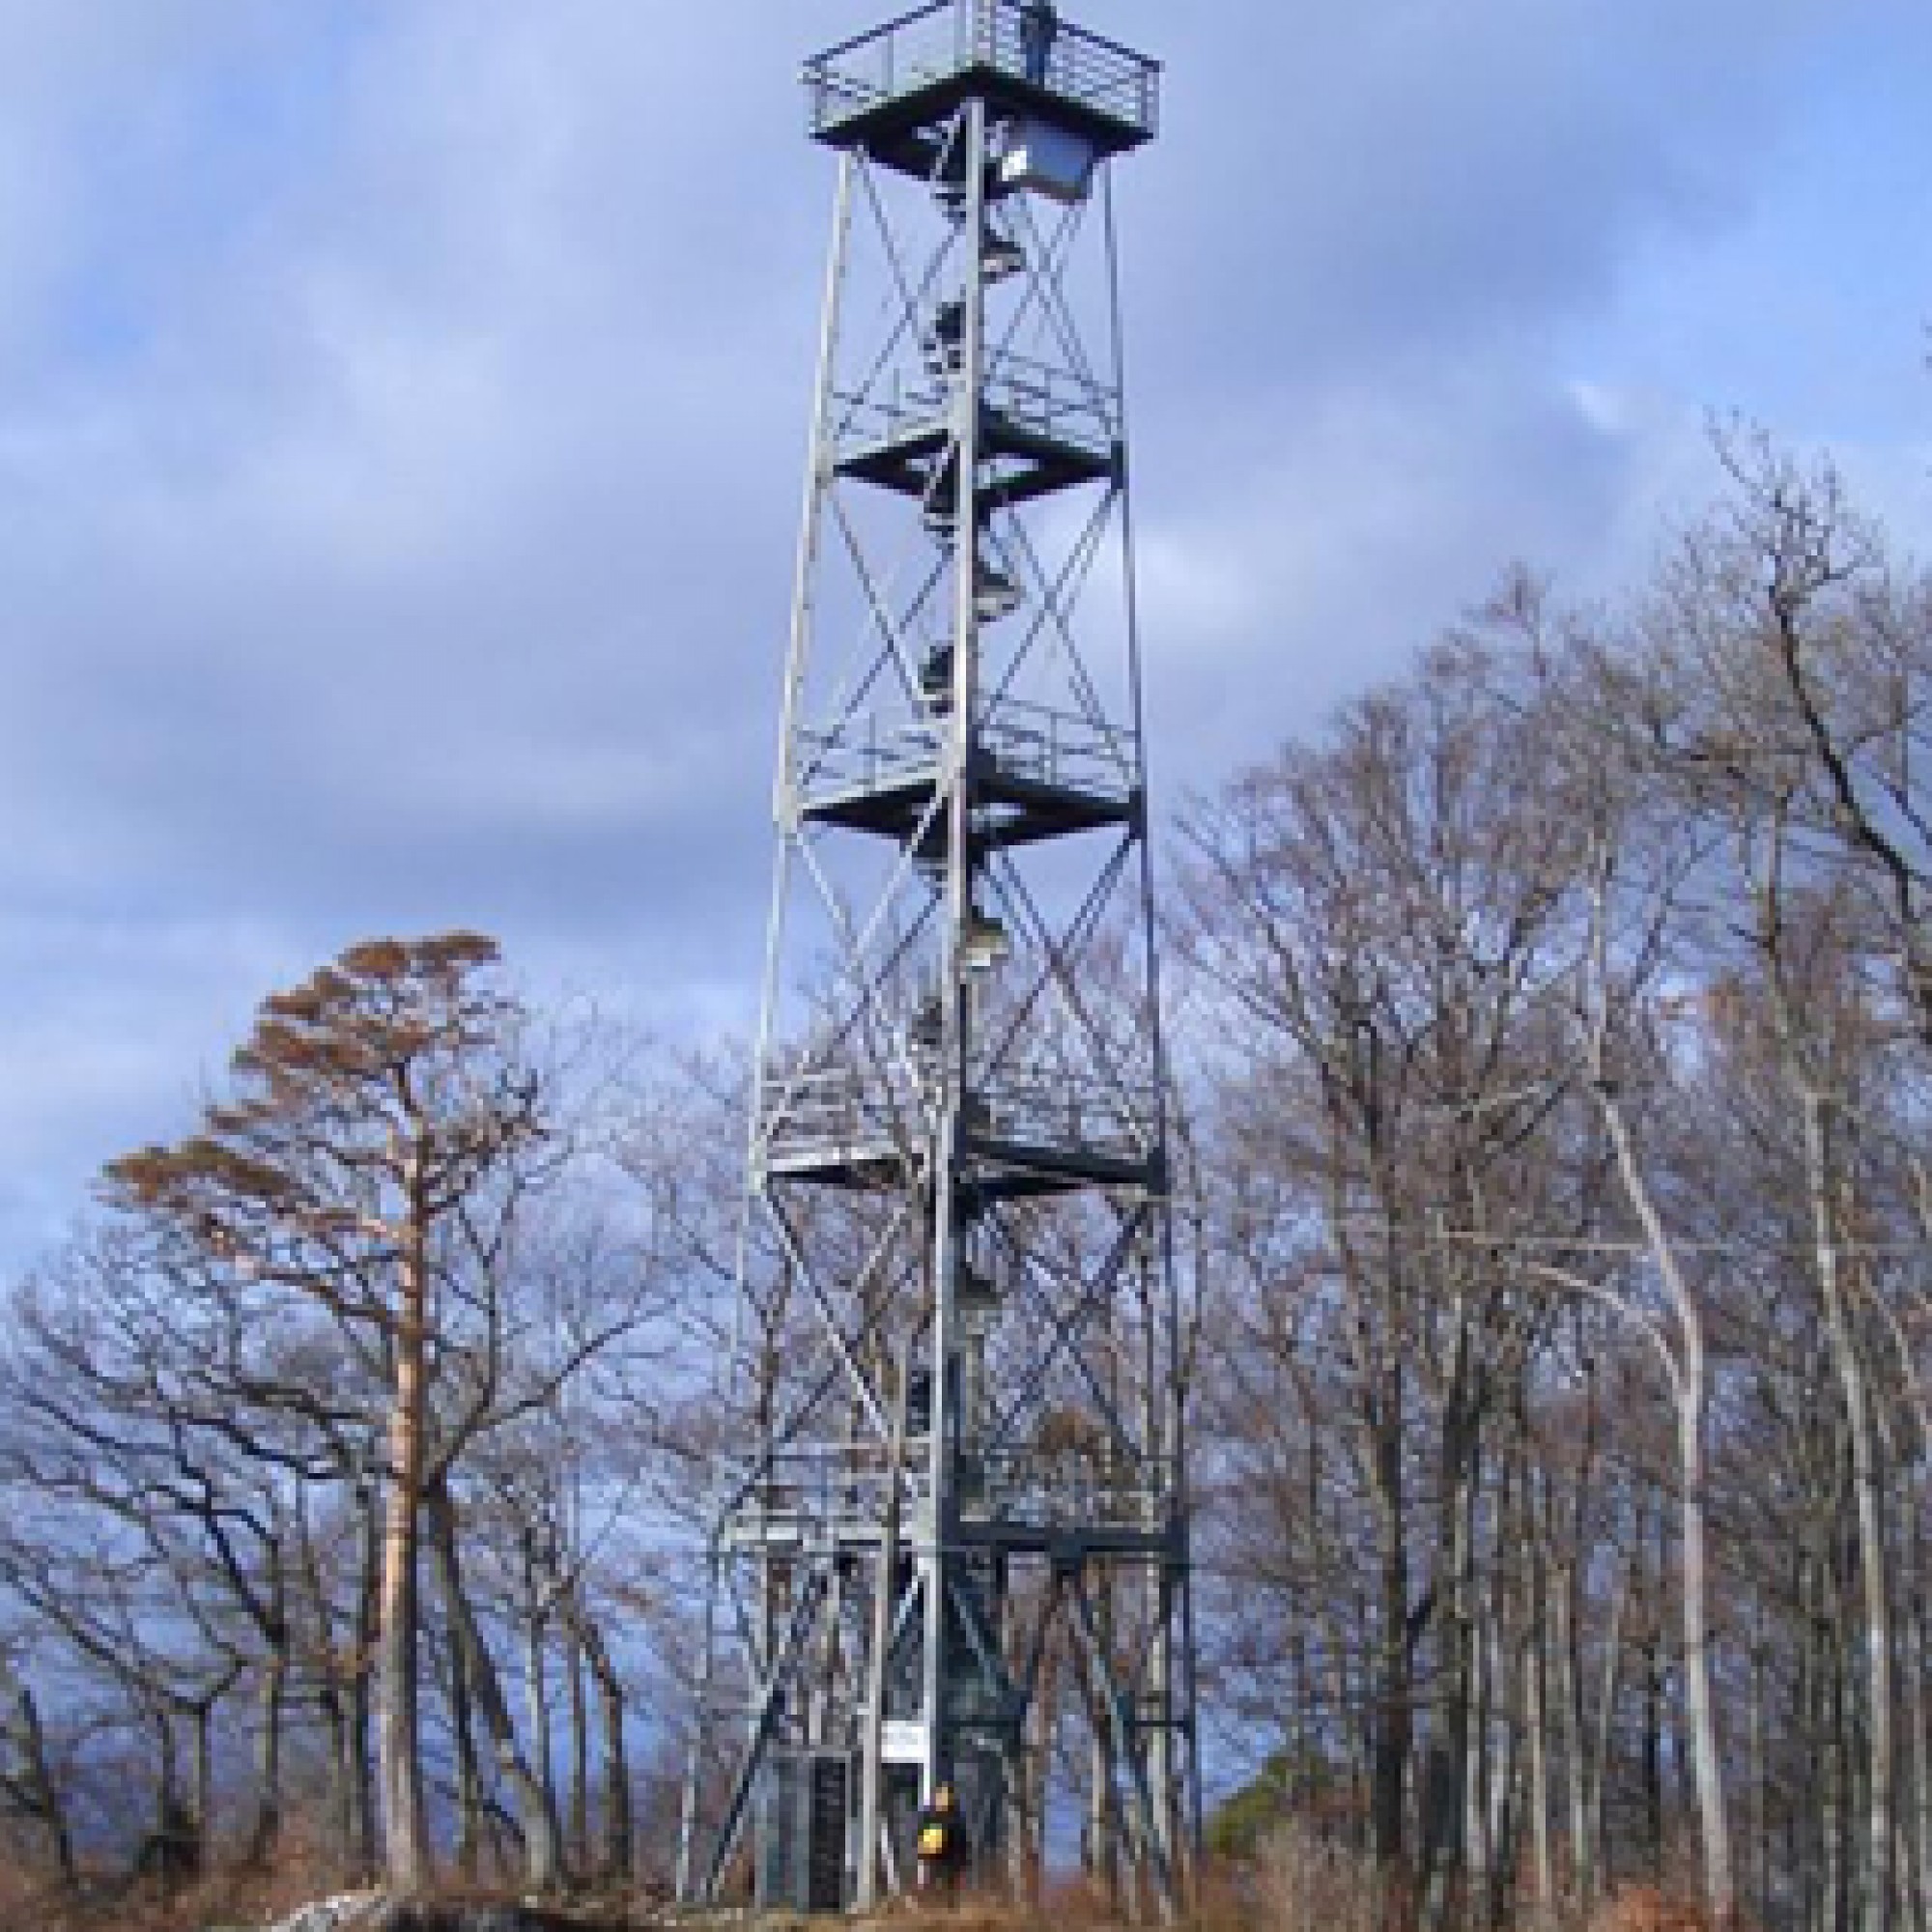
top-left (1068, 1568), bottom-right (1177, 1921)
top-left (701, 1562), bottom-right (832, 1903)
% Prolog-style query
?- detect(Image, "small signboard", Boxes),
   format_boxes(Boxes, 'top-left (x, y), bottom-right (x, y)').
top-left (882, 1719), bottom-right (928, 1765)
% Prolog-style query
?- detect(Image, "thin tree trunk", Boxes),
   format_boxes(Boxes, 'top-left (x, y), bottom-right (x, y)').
top-left (1558, 1365), bottom-right (1602, 1918)
top-left (149, 1704), bottom-right (186, 1900)
top-left (565, 1619), bottom-right (589, 1881)
top-left (1589, 1554), bottom-right (1627, 1894)
top-left (1597, 1085), bottom-right (1735, 1921)
top-left (1486, 1605), bottom-right (1517, 1929)
top-left (1748, 1612), bottom-right (1768, 1925)
top-left (523, 1533), bottom-right (556, 1844)
top-left (1466, 1559), bottom-right (1492, 1903)
top-left (352, 1475), bottom-right (383, 1883)
top-left (247, 1653), bottom-right (286, 1865)
top-left (1423, 1378), bottom-right (1478, 1931)
top-left (1912, 1561), bottom-right (1932, 1932)
top-left (377, 1209), bottom-right (432, 1893)
top-left (1831, 1601), bottom-right (1850, 1931)
top-left (1555, 1569), bottom-right (1590, 1914)
top-left (1639, 1507), bottom-right (1664, 1883)
top-left (316, 1670), bottom-right (353, 1876)
top-left (1525, 1492), bottom-right (1555, 1929)
top-left (425, 1478), bottom-right (562, 1892)
top-left (190, 1695), bottom-right (215, 1861)
top-left (1808, 1545), bottom-right (1836, 1932)
top-left (0, 1659), bottom-right (75, 1886)
top-left (446, 1622), bottom-right (484, 1881)
top-left (296, 1478), bottom-right (356, 1879)
top-left (1372, 1394), bottom-right (1411, 1890)
top-left (570, 1603), bottom-right (631, 1887)
top-left (1804, 1090), bottom-right (1893, 1931)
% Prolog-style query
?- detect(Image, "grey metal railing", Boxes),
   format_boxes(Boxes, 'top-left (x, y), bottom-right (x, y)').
top-left (967, 1067), bottom-right (1153, 1163)
top-left (797, 698), bottom-right (1139, 808)
top-left (957, 1447), bottom-right (1177, 1531)
top-left (722, 1441), bottom-right (936, 1548)
top-left (759, 1063), bottom-right (930, 1171)
top-left (803, 0), bottom-right (1160, 142)
top-left (832, 351), bottom-right (1120, 466)
top-left (760, 1059), bottom-right (1156, 1173)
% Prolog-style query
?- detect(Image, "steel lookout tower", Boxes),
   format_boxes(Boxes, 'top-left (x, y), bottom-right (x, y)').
top-left (678, 2), bottom-right (1196, 1914)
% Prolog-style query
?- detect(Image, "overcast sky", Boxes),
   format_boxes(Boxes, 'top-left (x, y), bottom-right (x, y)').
top-left (2, 0), bottom-right (1929, 1264)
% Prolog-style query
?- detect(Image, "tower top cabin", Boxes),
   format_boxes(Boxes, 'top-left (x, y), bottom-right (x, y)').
top-left (804, 0), bottom-right (1159, 185)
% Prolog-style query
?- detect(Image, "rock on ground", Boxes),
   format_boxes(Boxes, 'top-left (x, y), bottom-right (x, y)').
top-left (256, 1896), bottom-right (384, 1932)
top-left (255, 1900), bottom-right (623, 1932)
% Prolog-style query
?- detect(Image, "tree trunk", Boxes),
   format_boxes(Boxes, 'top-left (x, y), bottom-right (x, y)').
top-left (1911, 1559), bottom-right (1932, 1932)
top-left (247, 1651), bottom-right (286, 1866)
top-left (190, 1695), bottom-right (215, 1861)
top-left (1748, 1614), bottom-right (1768, 1925)
top-left (352, 1475), bottom-right (383, 1883)
top-left (1589, 1552), bottom-right (1628, 1894)
top-left (565, 1619), bottom-right (589, 1881)
top-left (1371, 1394), bottom-right (1411, 1885)
top-left (425, 1478), bottom-right (562, 1892)
top-left (154, 1703), bottom-right (180, 1842)
top-left (1465, 1561), bottom-right (1492, 1903)
top-left (446, 1621), bottom-right (484, 1881)
top-left (1804, 1090), bottom-right (1894, 1931)
top-left (1555, 1569), bottom-right (1591, 1914)
top-left (572, 1603), bottom-right (632, 1888)
top-left (1525, 1502), bottom-right (1555, 1929)
top-left (1422, 1381), bottom-right (1478, 1930)
top-left (377, 1215), bottom-right (432, 1893)
top-left (522, 1535), bottom-right (556, 1847)
top-left (0, 1659), bottom-right (75, 1886)
top-left (1598, 1086), bottom-right (1735, 1921)
top-left (1485, 1596), bottom-right (1517, 1928)
top-left (296, 1477), bottom-right (356, 1880)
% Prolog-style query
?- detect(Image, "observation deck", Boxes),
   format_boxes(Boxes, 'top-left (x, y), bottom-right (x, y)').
top-left (956, 1448), bottom-right (1182, 1557)
top-left (757, 1061), bottom-right (1160, 1196)
top-left (719, 1441), bottom-right (1179, 1562)
top-left (720, 1444), bottom-right (936, 1557)
top-left (803, 1), bottom-right (1161, 180)
top-left (794, 700), bottom-right (1141, 850)
top-left (832, 355), bottom-right (1121, 509)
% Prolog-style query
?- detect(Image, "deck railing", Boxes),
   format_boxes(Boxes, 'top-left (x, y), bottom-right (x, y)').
top-left (797, 697), bottom-right (1139, 810)
top-left (958, 1447), bottom-right (1177, 1531)
top-left (803, 0), bottom-right (1160, 143)
top-left (760, 1058), bottom-right (1156, 1174)
top-left (719, 1440), bottom-right (1176, 1542)
top-left (832, 351), bottom-right (1120, 468)
top-left (722, 1441), bottom-right (936, 1547)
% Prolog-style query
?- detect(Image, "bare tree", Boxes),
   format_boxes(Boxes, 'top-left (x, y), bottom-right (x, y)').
top-left (100, 933), bottom-right (559, 1894)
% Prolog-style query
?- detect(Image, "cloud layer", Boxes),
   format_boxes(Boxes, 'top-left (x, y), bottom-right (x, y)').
top-left (2, 0), bottom-right (1929, 1261)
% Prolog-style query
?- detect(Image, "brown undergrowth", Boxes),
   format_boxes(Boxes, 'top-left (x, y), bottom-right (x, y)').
top-left (0, 1845), bottom-right (1731, 1932)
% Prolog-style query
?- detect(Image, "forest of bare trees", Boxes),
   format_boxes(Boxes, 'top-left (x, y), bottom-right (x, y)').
top-left (5, 436), bottom-right (1932, 1931)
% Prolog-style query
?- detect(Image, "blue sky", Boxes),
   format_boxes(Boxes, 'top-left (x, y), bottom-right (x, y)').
top-left (2, 0), bottom-right (1929, 1264)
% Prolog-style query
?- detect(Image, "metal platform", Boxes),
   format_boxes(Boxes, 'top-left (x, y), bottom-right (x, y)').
top-left (756, 1063), bottom-right (1158, 1191)
top-left (831, 356), bottom-right (1122, 505)
top-left (719, 1442), bottom-right (1180, 1563)
top-left (794, 701), bottom-right (1141, 849)
top-left (803, 0), bottom-right (1160, 177)
top-left (721, 1447), bottom-right (938, 1555)
top-left (956, 1449), bottom-right (1183, 1556)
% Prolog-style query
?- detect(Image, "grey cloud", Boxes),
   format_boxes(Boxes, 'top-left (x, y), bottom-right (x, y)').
top-left (2, 0), bottom-right (1926, 1262)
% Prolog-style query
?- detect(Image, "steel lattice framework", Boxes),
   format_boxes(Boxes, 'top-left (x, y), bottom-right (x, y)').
top-left (677, 4), bottom-right (1195, 1916)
